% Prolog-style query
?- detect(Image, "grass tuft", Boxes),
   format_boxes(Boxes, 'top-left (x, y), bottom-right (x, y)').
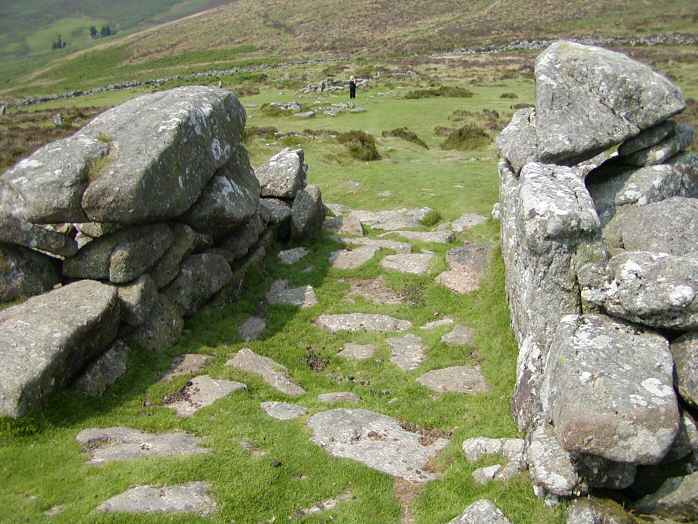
top-left (337, 130), bottom-right (381, 161)
top-left (382, 127), bottom-right (429, 149)
top-left (441, 124), bottom-right (491, 151)
top-left (405, 86), bottom-right (474, 100)
top-left (420, 209), bottom-right (442, 227)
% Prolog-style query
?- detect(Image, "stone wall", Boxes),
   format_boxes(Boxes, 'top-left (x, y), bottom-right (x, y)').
top-left (0, 86), bottom-right (324, 418)
top-left (497, 41), bottom-right (698, 520)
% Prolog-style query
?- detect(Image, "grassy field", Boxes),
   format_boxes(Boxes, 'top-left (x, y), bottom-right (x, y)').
top-left (1, 40), bottom-right (697, 524)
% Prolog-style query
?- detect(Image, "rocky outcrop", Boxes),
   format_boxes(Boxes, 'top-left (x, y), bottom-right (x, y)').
top-left (497, 41), bottom-right (697, 519)
top-left (0, 86), bottom-right (324, 414)
top-left (0, 281), bottom-right (120, 417)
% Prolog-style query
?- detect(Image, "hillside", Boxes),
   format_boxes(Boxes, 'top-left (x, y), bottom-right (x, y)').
top-left (2, 0), bottom-right (697, 97)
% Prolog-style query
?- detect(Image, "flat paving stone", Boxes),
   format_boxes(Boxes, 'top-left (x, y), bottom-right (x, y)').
top-left (436, 242), bottom-right (492, 295)
top-left (449, 499), bottom-right (511, 524)
top-left (227, 348), bottom-right (305, 396)
top-left (76, 427), bottom-right (208, 464)
top-left (441, 325), bottom-right (475, 347)
top-left (380, 253), bottom-right (435, 275)
top-left (388, 334), bottom-right (426, 371)
top-left (324, 213), bottom-right (364, 236)
top-left (261, 401), bottom-right (307, 420)
top-left (421, 318), bottom-right (455, 331)
top-left (340, 236), bottom-right (412, 254)
top-left (451, 213), bottom-right (487, 232)
top-left (390, 230), bottom-right (455, 244)
top-left (346, 276), bottom-right (405, 305)
top-left (238, 316), bottom-right (266, 341)
top-left (318, 392), bottom-right (360, 403)
top-left (278, 247), bottom-right (309, 265)
top-left (338, 343), bottom-right (376, 361)
top-left (165, 375), bottom-right (246, 417)
top-left (417, 366), bottom-right (489, 394)
top-left (329, 246), bottom-right (379, 269)
top-left (353, 208), bottom-right (433, 231)
top-left (315, 314), bottom-right (412, 333)
top-left (307, 408), bottom-right (449, 482)
top-left (96, 482), bottom-right (216, 516)
top-left (160, 354), bottom-right (213, 382)
top-left (472, 465), bottom-right (503, 485)
top-left (266, 279), bottom-right (318, 308)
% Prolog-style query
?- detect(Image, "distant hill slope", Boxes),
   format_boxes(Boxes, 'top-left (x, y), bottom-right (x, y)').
top-left (2, 0), bottom-right (697, 96)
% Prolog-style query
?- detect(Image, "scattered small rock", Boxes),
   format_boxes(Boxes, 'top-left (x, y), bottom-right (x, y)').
top-left (278, 247), bottom-right (309, 265)
top-left (227, 348), bottom-right (305, 396)
top-left (238, 316), bottom-right (266, 342)
top-left (338, 343), bottom-right (376, 361)
top-left (449, 499), bottom-right (511, 524)
top-left (165, 375), bottom-right (246, 417)
top-left (261, 401), bottom-right (307, 420)
top-left (266, 279), bottom-right (318, 308)
top-left (318, 392), bottom-right (361, 403)
top-left (441, 325), bottom-right (475, 347)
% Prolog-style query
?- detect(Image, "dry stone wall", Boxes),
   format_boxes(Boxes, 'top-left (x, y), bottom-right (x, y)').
top-left (497, 41), bottom-right (698, 519)
top-left (0, 86), bottom-right (323, 418)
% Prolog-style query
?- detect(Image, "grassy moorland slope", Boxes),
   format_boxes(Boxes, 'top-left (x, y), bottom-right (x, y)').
top-left (3, 0), bottom-right (697, 97)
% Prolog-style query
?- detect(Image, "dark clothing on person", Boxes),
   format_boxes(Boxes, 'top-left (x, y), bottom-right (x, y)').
top-left (349, 80), bottom-right (357, 99)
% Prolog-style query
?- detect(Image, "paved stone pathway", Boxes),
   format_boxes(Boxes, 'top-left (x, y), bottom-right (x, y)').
top-left (266, 279), bottom-right (318, 308)
top-left (449, 499), bottom-right (511, 524)
top-left (436, 242), bottom-right (492, 295)
top-left (165, 375), bottom-right (247, 417)
top-left (388, 334), bottom-right (426, 371)
top-left (338, 342), bottom-right (376, 361)
top-left (380, 253), bottom-right (435, 275)
top-left (307, 409), bottom-right (450, 482)
top-left (160, 354), bottom-right (213, 382)
top-left (340, 236), bottom-right (412, 254)
top-left (76, 427), bottom-right (208, 464)
top-left (329, 246), bottom-right (379, 269)
top-left (278, 247), bottom-right (309, 265)
top-left (352, 208), bottom-right (433, 231)
top-left (227, 348), bottom-right (306, 396)
top-left (451, 213), bottom-right (487, 232)
top-left (261, 401), bottom-right (307, 420)
top-left (389, 230), bottom-right (455, 244)
top-left (316, 314), bottom-right (412, 333)
top-left (441, 325), bottom-right (475, 346)
top-left (417, 366), bottom-right (489, 394)
top-left (421, 318), bottom-right (455, 331)
top-left (318, 392), bottom-right (361, 403)
top-left (345, 276), bottom-right (405, 305)
top-left (96, 482), bottom-right (216, 516)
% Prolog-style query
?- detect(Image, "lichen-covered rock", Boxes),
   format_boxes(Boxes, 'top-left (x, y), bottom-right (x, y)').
top-left (0, 280), bottom-right (120, 417)
top-left (181, 146), bottom-right (259, 235)
top-left (163, 253), bottom-right (232, 317)
top-left (587, 163), bottom-right (693, 227)
top-left (449, 500), bottom-right (511, 524)
top-left (64, 224), bottom-right (174, 284)
top-left (634, 471), bottom-right (698, 521)
top-left (582, 251), bottom-right (698, 330)
top-left (545, 314), bottom-right (679, 465)
top-left (566, 497), bottom-right (637, 524)
top-left (0, 243), bottom-right (60, 303)
top-left (621, 123), bottom-right (694, 167)
top-left (96, 482), bottom-right (216, 516)
top-left (256, 148), bottom-right (307, 199)
top-left (291, 184), bottom-right (324, 240)
top-left (218, 211), bottom-right (269, 262)
top-left (499, 161), bottom-right (602, 431)
top-left (575, 455), bottom-right (636, 490)
top-left (73, 340), bottom-right (129, 396)
top-left (664, 410), bottom-right (698, 463)
top-left (618, 120), bottom-right (678, 157)
top-left (607, 197), bottom-right (698, 257)
top-left (125, 293), bottom-right (183, 352)
top-left (80, 86), bottom-right (245, 224)
top-left (117, 275), bottom-right (158, 327)
top-left (496, 107), bottom-right (539, 174)
top-left (149, 224), bottom-right (197, 289)
top-left (671, 333), bottom-right (698, 409)
top-left (535, 41), bottom-right (685, 165)
top-left (226, 347), bottom-right (305, 396)
top-left (261, 198), bottom-right (292, 225)
top-left (526, 423), bottom-right (583, 497)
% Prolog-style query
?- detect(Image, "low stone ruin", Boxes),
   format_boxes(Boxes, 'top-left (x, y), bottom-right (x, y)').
top-left (0, 86), bottom-right (324, 418)
top-left (301, 77), bottom-right (369, 94)
top-left (497, 41), bottom-right (698, 521)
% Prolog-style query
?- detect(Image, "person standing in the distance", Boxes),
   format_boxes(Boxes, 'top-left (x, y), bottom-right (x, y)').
top-left (349, 76), bottom-right (357, 100)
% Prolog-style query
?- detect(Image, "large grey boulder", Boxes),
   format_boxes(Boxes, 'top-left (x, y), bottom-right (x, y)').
top-left (0, 243), bottom-right (60, 303)
top-left (535, 41), bottom-right (685, 165)
top-left (149, 224), bottom-right (197, 289)
top-left (260, 198), bottom-right (292, 225)
top-left (582, 251), bottom-right (698, 330)
top-left (256, 148), bottom-right (307, 199)
top-left (499, 161), bottom-right (602, 431)
top-left (496, 107), bottom-right (539, 174)
top-left (80, 86), bottom-right (245, 223)
top-left (1, 136), bottom-right (108, 223)
top-left (217, 211), bottom-right (268, 262)
top-left (545, 314), bottom-right (679, 465)
top-left (634, 471), bottom-right (698, 521)
top-left (291, 184), bottom-right (325, 240)
top-left (621, 123), bottom-right (694, 167)
top-left (0, 184), bottom-right (78, 257)
top-left (125, 294), bottom-right (183, 352)
top-left (607, 197), bottom-right (698, 257)
top-left (181, 145), bottom-right (259, 235)
top-left (671, 333), bottom-right (698, 409)
top-left (618, 120), bottom-right (678, 157)
top-left (163, 253), bottom-right (232, 317)
top-left (74, 339), bottom-right (129, 396)
top-left (0, 280), bottom-right (120, 417)
top-left (587, 163), bottom-right (694, 227)
top-left (117, 275), bottom-right (158, 327)
top-left (307, 408), bottom-right (449, 482)
top-left (64, 224), bottom-right (174, 284)
top-left (566, 498), bottom-right (636, 524)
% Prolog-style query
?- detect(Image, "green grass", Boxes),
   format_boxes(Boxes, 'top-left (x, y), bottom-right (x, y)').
top-left (404, 86), bottom-right (475, 100)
